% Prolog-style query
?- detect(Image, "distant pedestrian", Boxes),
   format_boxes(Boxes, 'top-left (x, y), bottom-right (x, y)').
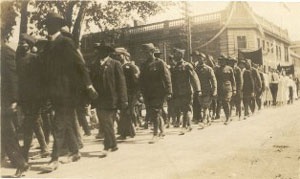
top-left (171, 48), bottom-right (201, 135)
top-left (90, 43), bottom-right (128, 156)
top-left (194, 51), bottom-right (217, 127)
top-left (242, 59), bottom-right (255, 119)
top-left (114, 47), bottom-right (139, 139)
top-left (215, 55), bottom-right (236, 125)
top-left (139, 43), bottom-right (172, 144)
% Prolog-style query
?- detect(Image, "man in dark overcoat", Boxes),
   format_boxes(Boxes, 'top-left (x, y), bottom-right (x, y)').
top-left (139, 43), bottom-right (172, 144)
top-left (253, 63), bottom-right (265, 110)
top-left (215, 56), bottom-right (236, 125)
top-left (171, 48), bottom-right (201, 135)
top-left (90, 43), bottom-right (128, 156)
top-left (114, 47), bottom-right (139, 140)
top-left (1, 41), bottom-right (30, 177)
top-left (228, 57), bottom-right (243, 119)
top-left (194, 51), bottom-right (217, 128)
top-left (15, 36), bottom-right (49, 162)
top-left (41, 12), bottom-right (97, 172)
top-left (242, 59), bottom-right (255, 119)
top-left (250, 62), bottom-right (262, 113)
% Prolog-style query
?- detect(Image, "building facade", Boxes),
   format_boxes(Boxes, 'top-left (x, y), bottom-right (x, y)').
top-left (81, 2), bottom-right (292, 70)
top-left (290, 41), bottom-right (300, 78)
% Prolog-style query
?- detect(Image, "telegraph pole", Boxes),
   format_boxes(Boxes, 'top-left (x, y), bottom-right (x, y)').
top-left (184, 2), bottom-right (192, 62)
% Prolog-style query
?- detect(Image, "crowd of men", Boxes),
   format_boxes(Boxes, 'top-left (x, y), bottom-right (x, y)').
top-left (1, 12), bottom-right (299, 177)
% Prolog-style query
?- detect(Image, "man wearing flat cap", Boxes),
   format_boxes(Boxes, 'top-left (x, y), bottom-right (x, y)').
top-left (90, 43), bottom-right (128, 156)
top-left (139, 43), bottom-right (172, 143)
top-left (227, 57), bottom-right (243, 120)
top-left (41, 12), bottom-right (97, 172)
top-left (193, 51), bottom-right (217, 128)
top-left (171, 48), bottom-right (201, 135)
top-left (215, 55), bottom-right (236, 125)
top-left (114, 47), bottom-right (139, 139)
top-left (16, 35), bottom-right (50, 163)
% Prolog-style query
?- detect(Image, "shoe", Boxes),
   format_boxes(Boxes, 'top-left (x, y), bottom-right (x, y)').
top-left (224, 119), bottom-right (229, 125)
top-left (117, 136), bottom-right (126, 140)
top-left (198, 122), bottom-right (205, 129)
top-left (148, 135), bottom-right (159, 144)
top-left (207, 120), bottom-right (212, 126)
top-left (99, 150), bottom-right (108, 158)
top-left (187, 127), bottom-right (192, 132)
top-left (84, 133), bottom-right (92, 136)
top-left (179, 128), bottom-right (186, 135)
top-left (14, 163), bottom-right (30, 177)
top-left (159, 132), bottom-right (165, 138)
top-left (95, 133), bottom-right (104, 139)
top-left (61, 152), bottom-right (81, 164)
top-left (41, 149), bottom-right (50, 158)
top-left (42, 160), bottom-right (59, 172)
top-left (110, 146), bottom-right (118, 152)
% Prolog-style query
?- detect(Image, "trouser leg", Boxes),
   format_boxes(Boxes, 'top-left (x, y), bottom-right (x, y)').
top-left (236, 97), bottom-right (242, 118)
top-left (216, 99), bottom-right (222, 118)
top-left (243, 97), bottom-right (250, 116)
top-left (97, 109), bottom-right (117, 150)
top-left (76, 105), bottom-right (91, 135)
top-left (2, 111), bottom-right (27, 168)
top-left (223, 100), bottom-right (231, 121)
top-left (51, 106), bottom-right (79, 161)
top-left (149, 108), bottom-right (161, 136)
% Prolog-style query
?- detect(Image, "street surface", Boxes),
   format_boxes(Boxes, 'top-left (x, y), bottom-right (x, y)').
top-left (1, 101), bottom-right (300, 179)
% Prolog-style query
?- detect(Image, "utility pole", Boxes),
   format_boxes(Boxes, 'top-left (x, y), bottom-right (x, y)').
top-left (184, 2), bottom-right (192, 62)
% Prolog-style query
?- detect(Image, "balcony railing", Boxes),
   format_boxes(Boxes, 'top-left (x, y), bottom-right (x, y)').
top-left (255, 14), bottom-right (289, 41)
top-left (127, 11), bottom-right (223, 34)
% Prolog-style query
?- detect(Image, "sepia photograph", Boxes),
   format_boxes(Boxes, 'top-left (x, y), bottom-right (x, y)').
top-left (1, 0), bottom-right (300, 178)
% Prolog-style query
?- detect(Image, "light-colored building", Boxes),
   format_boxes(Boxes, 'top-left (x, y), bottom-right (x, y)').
top-left (290, 41), bottom-right (300, 78)
top-left (82, 2), bottom-right (292, 71)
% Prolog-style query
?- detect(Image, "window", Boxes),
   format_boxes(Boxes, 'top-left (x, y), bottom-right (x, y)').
top-left (262, 40), bottom-right (265, 51)
top-left (257, 38), bottom-right (261, 48)
top-left (237, 36), bottom-right (247, 49)
top-left (278, 46), bottom-right (281, 60)
top-left (284, 47), bottom-right (289, 62)
top-left (271, 43), bottom-right (274, 53)
top-left (266, 42), bottom-right (270, 52)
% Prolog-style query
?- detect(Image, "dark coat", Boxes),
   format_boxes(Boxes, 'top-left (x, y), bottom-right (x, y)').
top-left (171, 60), bottom-right (201, 97)
top-left (41, 34), bottom-right (92, 107)
top-left (122, 63), bottom-right (140, 96)
top-left (251, 67), bottom-right (262, 94)
top-left (140, 58), bottom-right (172, 101)
top-left (233, 66), bottom-right (243, 94)
top-left (215, 65), bottom-right (236, 99)
top-left (16, 52), bottom-right (42, 105)
top-left (195, 64), bottom-right (217, 96)
top-left (90, 57), bottom-right (128, 110)
top-left (243, 69), bottom-right (255, 97)
top-left (1, 44), bottom-right (18, 109)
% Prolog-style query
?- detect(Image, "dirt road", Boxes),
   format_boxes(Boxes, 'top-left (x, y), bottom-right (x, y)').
top-left (1, 101), bottom-right (300, 179)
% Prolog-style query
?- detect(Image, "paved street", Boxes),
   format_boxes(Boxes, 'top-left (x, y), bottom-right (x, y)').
top-left (1, 101), bottom-right (300, 179)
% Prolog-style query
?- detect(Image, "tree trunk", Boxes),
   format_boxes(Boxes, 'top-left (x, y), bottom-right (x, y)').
top-left (19, 0), bottom-right (29, 40)
top-left (72, 1), bottom-right (88, 48)
top-left (64, 1), bottom-right (77, 29)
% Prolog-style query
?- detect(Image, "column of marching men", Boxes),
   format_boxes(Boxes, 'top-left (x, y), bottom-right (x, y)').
top-left (1, 12), bottom-right (299, 177)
